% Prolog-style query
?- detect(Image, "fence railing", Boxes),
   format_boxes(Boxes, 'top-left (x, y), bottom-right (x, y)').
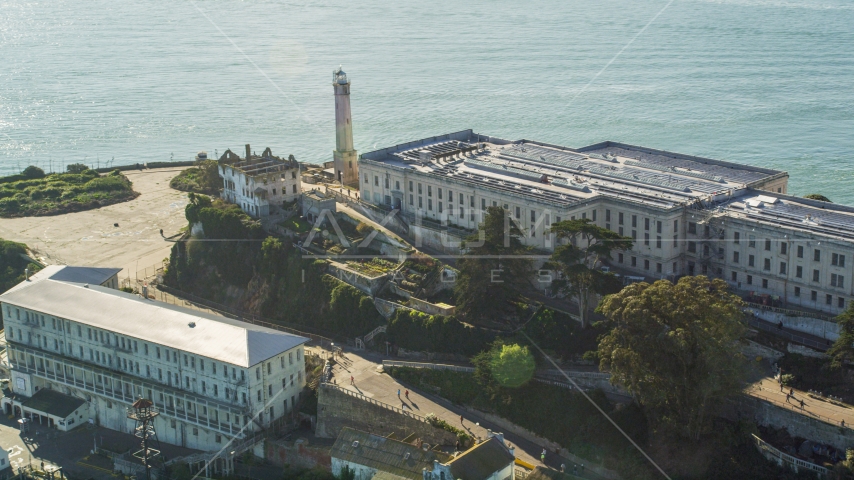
top-left (746, 302), bottom-right (835, 322)
top-left (748, 317), bottom-right (831, 351)
top-left (382, 360), bottom-right (475, 373)
top-left (320, 382), bottom-right (428, 422)
top-left (752, 434), bottom-right (829, 477)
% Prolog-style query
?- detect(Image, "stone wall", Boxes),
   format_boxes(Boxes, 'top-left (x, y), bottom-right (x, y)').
top-left (265, 438), bottom-right (333, 470)
top-left (315, 385), bottom-right (458, 446)
top-left (751, 308), bottom-right (840, 341)
top-left (742, 340), bottom-right (785, 362)
top-left (727, 395), bottom-right (853, 451)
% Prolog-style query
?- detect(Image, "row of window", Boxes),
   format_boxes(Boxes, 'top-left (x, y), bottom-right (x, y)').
top-left (731, 272), bottom-right (846, 308)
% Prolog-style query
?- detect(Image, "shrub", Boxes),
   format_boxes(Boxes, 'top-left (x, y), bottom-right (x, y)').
top-left (22, 166), bottom-right (45, 179)
top-left (66, 163), bottom-right (89, 173)
top-left (386, 309), bottom-right (493, 355)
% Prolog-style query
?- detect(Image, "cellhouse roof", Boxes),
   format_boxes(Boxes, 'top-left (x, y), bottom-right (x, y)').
top-left (0, 277), bottom-right (308, 368)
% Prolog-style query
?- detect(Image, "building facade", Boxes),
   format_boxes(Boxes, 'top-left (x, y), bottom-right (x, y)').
top-left (219, 144), bottom-right (302, 218)
top-left (0, 268), bottom-right (308, 451)
top-left (358, 130), bottom-right (854, 316)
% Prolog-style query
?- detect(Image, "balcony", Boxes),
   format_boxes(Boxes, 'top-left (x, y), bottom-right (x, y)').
top-left (8, 344), bottom-right (251, 437)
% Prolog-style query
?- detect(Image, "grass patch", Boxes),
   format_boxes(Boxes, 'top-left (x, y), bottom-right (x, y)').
top-left (0, 168), bottom-right (137, 218)
top-left (281, 216), bottom-right (312, 233)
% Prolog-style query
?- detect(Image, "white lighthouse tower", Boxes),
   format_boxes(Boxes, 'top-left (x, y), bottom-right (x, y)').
top-left (332, 66), bottom-right (358, 187)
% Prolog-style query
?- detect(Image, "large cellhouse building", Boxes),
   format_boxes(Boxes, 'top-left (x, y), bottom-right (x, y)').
top-left (359, 129), bottom-right (854, 316)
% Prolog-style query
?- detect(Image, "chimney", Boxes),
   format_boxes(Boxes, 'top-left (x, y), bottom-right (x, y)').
top-left (25, 267), bottom-right (30, 281)
top-left (245, 144), bottom-right (251, 162)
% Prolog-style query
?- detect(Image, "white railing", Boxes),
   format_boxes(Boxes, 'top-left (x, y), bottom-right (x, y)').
top-left (752, 434), bottom-right (829, 478)
top-left (382, 360), bottom-right (475, 373)
top-left (320, 382), bottom-right (428, 422)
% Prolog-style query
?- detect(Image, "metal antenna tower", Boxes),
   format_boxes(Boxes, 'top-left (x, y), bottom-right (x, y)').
top-left (128, 398), bottom-right (163, 480)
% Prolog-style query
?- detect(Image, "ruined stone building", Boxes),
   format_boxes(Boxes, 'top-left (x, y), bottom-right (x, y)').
top-left (219, 144), bottom-right (302, 217)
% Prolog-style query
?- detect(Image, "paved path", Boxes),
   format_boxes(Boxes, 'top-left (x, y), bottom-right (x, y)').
top-left (0, 167), bottom-right (189, 280)
top-left (746, 377), bottom-right (854, 429)
top-left (314, 346), bottom-right (607, 479)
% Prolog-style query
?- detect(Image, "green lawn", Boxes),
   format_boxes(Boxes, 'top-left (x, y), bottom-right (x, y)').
top-left (281, 216), bottom-right (312, 233)
top-left (0, 169), bottom-right (137, 218)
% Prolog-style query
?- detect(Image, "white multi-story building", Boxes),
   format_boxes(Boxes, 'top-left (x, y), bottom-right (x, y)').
top-left (219, 144), bottom-right (302, 218)
top-left (359, 130), bottom-right (854, 316)
top-left (0, 265), bottom-right (308, 451)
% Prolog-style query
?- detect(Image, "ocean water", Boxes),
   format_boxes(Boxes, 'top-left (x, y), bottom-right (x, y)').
top-left (2, 0), bottom-right (853, 201)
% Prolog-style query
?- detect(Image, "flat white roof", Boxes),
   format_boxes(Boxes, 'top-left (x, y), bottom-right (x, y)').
top-left (1, 278), bottom-right (308, 368)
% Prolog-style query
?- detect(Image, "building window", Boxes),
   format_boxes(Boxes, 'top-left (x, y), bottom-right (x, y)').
top-left (656, 236), bottom-right (662, 248)
top-left (794, 286), bottom-right (800, 297)
top-left (747, 275), bottom-right (753, 285)
top-left (438, 188), bottom-right (442, 199)
top-left (418, 197), bottom-right (423, 208)
top-left (731, 271), bottom-right (737, 282)
top-left (797, 245), bottom-right (804, 258)
top-left (632, 215), bottom-right (637, 228)
top-left (811, 290), bottom-right (818, 301)
top-left (292, 184), bottom-right (297, 194)
top-left (644, 233), bottom-right (650, 246)
top-left (813, 269), bottom-right (820, 282)
top-left (839, 297), bottom-right (845, 308)
top-left (780, 242), bottom-right (787, 255)
top-left (831, 274), bottom-right (845, 288)
top-left (515, 206), bottom-right (521, 219)
top-left (606, 210), bottom-right (611, 222)
top-left (409, 194), bottom-right (413, 205)
top-left (618, 212), bottom-right (624, 225)
top-left (796, 266), bottom-right (803, 278)
top-left (374, 176), bottom-right (379, 186)
top-left (814, 249), bottom-right (821, 262)
top-left (418, 183), bottom-right (423, 194)
top-left (765, 239), bottom-right (771, 251)
top-left (619, 227), bottom-right (624, 236)
top-left (631, 230), bottom-right (637, 240)
top-left (749, 235), bottom-right (756, 248)
top-left (618, 253), bottom-right (624, 263)
top-left (748, 255), bottom-right (755, 267)
top-left (827, 294), bottom-right (833, 305)
top-left (779, 262), bottom-right (787, 275)
top-left (763, 258), bottom-right (771, 271)
top-left (592, 210), bottom-right (597, 221)
top-left (688, 241), bottom-right (696, 253)
top-left (733, 232), bottom-right (740, 244)
top-left (656, 263), bottom-right (662, 273)
top-left (688, 222), bottom-right (696, 234)
top-left (427, 186), bottom-right (432, 197)
top-left (833, 253), bottom-right (846, 267)
top-left (384, 177), bottom-right (389, 188)
top-left (631, 256), bottom-right (637, 267)
top-left (428, 199), bottom-right (433, 211)
top-left (733, 252), bottom-right (740, 263)
top-left (409, 181), bottom-right (413, 192)
top-left (644, 260), bottom-right (650, 270)
top-left (656, 221), bottom-right (662, 234)
top-left (762, 279), bottom-right (768, 289)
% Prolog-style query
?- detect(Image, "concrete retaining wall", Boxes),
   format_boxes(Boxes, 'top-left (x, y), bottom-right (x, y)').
top-left (728, 395), bottom-right (852, 451)
top-left (315, 385), bottom-right (457, 446)
top-left (742, 340), bottom-right (786, 362)
top-left (751, 309), bottom-right (840, 341)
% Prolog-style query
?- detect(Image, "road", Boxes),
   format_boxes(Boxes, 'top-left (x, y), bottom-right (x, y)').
top-left (0, 167), bottom-right (190, 281)
top-left (316, 346), bottom-right (608, 479)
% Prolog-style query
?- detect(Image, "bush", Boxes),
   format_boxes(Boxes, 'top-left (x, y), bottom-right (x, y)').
top-left (66, 163), bottom-right (89, 173)
top-left (22, 166), bottom-right (45, 179)
top-left (386, 309), bottom-right (493, 355)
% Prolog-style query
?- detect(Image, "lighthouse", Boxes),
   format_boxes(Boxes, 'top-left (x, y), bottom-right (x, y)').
top-left (332, 66), bottom-right (358, 187)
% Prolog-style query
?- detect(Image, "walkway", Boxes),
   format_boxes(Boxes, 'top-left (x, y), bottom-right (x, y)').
top-left (746, 377), bottom-right (854, 429)
top-left (314, 346), bottom-right (608, 479)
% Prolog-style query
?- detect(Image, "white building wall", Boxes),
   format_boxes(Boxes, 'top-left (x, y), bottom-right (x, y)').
top-left (1, 303), bottom-right (307, 451)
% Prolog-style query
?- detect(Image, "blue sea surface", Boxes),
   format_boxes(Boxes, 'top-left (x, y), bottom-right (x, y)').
top-left (1, 0), bottom-right (852, 200)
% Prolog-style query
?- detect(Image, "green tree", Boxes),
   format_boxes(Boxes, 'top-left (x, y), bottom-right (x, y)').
top-left (22, 166), bottom-right (45, 179)
top-left (454, 206), bottom-right (532, 323)
top-left (66, 163), bottom-right (89, 174)
top-left (595, 276), bottom-right (748, 440)
top-left (828, 303), bottom-right (854, 368)
top-left (489, 343), bottom-right (535, 387)
top-left (546, 218), bottom-right (633, 327)
top-left (804, 193), bottom-right (831, 203)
